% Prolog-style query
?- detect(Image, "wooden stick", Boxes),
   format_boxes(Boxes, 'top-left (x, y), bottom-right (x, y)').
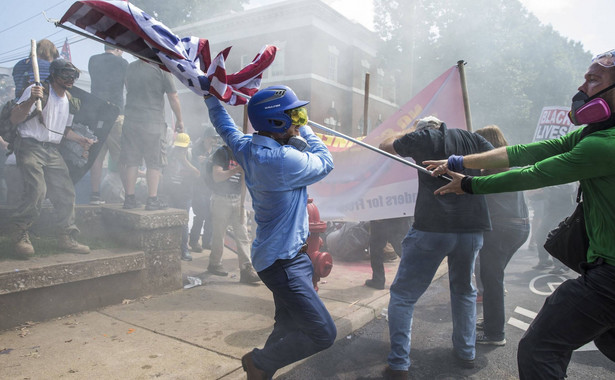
top-left (30, 39), bottom-right (42, 113)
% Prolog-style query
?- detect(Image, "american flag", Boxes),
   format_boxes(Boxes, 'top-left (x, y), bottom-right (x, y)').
top-left (60, 1), bottom-right (277, 105)
top-left (61, 38), bottom-right (72, 62)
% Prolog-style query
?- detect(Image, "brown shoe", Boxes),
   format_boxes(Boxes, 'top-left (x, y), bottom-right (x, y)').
top-left (13, 229), bottom-right (35, 258)
top-left (57, 234), bottom-right (90, 254)
top-left (240, 264), bottom-right (261, 284)
top-left (383, 365), bottom-right (409, 379)
top-left (241, 352), bottom-right (267, 380)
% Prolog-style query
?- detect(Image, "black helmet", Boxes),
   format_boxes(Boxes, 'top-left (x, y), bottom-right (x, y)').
top-left (49, 59), bottom-right (80, 81)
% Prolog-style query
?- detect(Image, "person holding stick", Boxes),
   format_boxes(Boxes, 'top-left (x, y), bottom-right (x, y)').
top-left (378, 116), bottom-right (493, 378)
top-left (204, 85), bottom-right (335, 379)
top-left (425, 49), bottom-right (615, 379)
top-left (10, 58), bottom-right (94, 257)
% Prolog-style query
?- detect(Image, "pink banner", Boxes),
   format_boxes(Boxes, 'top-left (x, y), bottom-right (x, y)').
top-left (308, 66), bottom-right (467, 221)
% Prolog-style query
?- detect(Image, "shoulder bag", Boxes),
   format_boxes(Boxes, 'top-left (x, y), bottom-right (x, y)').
top-left (543, 187), bottom-right (589, 273)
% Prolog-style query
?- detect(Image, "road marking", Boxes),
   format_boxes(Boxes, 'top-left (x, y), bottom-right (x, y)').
top-left (578, 342), bottom-right (598, 351)
top-left (529, 274), bottom-right (568, 295)
top-left (514, 306), bottom-right (537, 319)
top-left (508, 317), bottom-right (530, 331)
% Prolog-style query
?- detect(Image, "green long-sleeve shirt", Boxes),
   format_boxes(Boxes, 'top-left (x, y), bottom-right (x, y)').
top-left (471, 126), bottom-right (615, 266)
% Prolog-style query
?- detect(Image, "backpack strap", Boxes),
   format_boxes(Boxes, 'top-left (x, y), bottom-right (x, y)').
top-left (24, 82), bottom-right (80, 123)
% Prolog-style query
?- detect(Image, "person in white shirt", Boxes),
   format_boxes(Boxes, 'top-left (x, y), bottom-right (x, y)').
top-left (9, 59), bottom-right (94, 258)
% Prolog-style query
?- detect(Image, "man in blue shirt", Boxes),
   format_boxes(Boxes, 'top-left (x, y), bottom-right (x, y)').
top-left (204, 85), bottom-right (336, 379)
top-left (12, 39), bottom-right (59, 99)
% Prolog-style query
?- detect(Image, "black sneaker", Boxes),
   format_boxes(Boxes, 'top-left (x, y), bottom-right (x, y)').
top-left (123, 195), bottom-right (138, 209)
top-left (181, 251), bottom-right (193, 261)
top-left (365, 279), bottom-right (385, 290)
top-left (476, 334), bottom-right (506, 346)
top-left (452, 350), bottom-right (475, 369)
top-left (145, 197), bottom-right (168, 211)
top-left (189, 241), bottom-right (203, 253)
top-left (89, 193), bottom-right (105, 205)
top-left (207, 265), bottom-right (228, 277)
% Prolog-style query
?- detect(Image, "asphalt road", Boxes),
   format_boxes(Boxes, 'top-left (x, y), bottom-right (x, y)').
top-left (278, 246), bottom-right (615, 379)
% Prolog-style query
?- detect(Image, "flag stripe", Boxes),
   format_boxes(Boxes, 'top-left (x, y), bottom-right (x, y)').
top-left (60, 0), bottom-right (276, 105)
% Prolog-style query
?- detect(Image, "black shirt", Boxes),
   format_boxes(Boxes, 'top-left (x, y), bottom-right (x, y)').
top-left (393, 123), bottom-right (493, 233)
top-left (211, 145), bottom-right (242, 196)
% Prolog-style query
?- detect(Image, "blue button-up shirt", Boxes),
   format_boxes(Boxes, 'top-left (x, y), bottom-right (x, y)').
top-left (205, 97), bottom-right (334, 271)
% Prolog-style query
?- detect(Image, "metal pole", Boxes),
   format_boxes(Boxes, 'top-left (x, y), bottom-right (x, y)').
top-left (46, 14), bottom-right (161, 66)
top-left (457, 60), bottom-right (473, 132)
top-left (363, 73), bottom-right (370, 136)
top-left (240, 105), bottom-right (249, 220)
top-left (229, 93), bottom-right (449, 180)
top-left (307, 120), bottom-right (449, 180)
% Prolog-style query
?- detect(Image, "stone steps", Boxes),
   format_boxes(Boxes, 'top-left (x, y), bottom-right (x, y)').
top-left (0, 205), bottom-right (187, 331)
top-left (0, 249), bottom-right (145, 295)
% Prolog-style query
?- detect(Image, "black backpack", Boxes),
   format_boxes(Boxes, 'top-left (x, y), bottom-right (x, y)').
top-left (0, 99), bottom-right (18, 153)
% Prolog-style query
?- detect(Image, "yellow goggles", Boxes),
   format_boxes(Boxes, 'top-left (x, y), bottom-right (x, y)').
top-left (286, 107), bottom-right (308, 126)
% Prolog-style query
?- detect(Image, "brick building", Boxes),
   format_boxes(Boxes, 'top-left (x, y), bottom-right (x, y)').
top-left (175, 0), bottom-right (399, 138)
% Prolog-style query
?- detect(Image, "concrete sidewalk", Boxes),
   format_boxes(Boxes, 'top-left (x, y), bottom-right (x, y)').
top-left (0, 248), bottom-right (446, 379)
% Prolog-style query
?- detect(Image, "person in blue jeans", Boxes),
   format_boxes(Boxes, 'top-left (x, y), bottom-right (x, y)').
top-left (378, 116), bottom-right (493, 378)
top-left (204, 85), bottom-right (336, 379)
top-left (474, 125), bottom-right (530, 346)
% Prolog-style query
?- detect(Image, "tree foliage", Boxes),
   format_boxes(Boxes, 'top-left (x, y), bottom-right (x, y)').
top-left (374, 0), bottom-right (591, 143)
top-left (130, 0), bottom-right (248, 27)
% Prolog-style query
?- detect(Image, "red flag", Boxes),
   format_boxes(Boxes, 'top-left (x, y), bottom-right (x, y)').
top-left (61, 38), bottom-right (72, 62)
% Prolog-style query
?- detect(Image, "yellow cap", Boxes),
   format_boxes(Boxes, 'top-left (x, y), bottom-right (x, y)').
top-left (174, 133), bottom-right (191, 147)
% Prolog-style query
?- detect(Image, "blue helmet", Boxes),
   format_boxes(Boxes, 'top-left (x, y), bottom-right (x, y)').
top-left (247, 85), bottom-right (309, 133)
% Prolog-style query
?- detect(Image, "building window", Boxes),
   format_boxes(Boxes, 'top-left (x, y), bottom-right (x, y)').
top-left (263, 41), bottom-right (285, 78)
top-left (389, 74), bottom-right (396, 103)
top-left (270, 49), bottom-right (285, 77)
top-left (376, 68), bottom-right (384, 97)
top-left (328, 45), bottom-right (339, 82)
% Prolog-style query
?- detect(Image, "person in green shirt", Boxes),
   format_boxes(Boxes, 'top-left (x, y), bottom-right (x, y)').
top-left (424, 49), bottom-right (615, 379)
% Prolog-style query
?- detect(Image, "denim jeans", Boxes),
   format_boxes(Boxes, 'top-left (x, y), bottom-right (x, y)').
top-left (518, 260), bottom-right (615, 379)
top-left (388, 228), bottom-right (483, 371)
top-left (480, 222), bottom-right (529, 340)
top-left (369, 217), bottom-right (411, 285)
top-left (252, 252), bottom-right (337, 377)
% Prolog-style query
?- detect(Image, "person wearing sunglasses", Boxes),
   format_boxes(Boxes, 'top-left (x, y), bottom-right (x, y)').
top-left (424, 49), bottom-right (615, 379)
top-left (9, 59), bottom-right (94, 258)
top-left (204, 85), bottom-right (335, 379)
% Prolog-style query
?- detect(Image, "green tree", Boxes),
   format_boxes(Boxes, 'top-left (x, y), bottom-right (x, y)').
top-left (131, 0), bottom-right (248, 27)
top-left (374, 0), bottom-right (591, 144)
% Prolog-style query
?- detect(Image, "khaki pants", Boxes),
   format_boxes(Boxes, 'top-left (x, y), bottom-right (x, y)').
top-left (12, 137), bottom-right (78, 234)
top-left (209, 193), bottom-right (251, 269)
